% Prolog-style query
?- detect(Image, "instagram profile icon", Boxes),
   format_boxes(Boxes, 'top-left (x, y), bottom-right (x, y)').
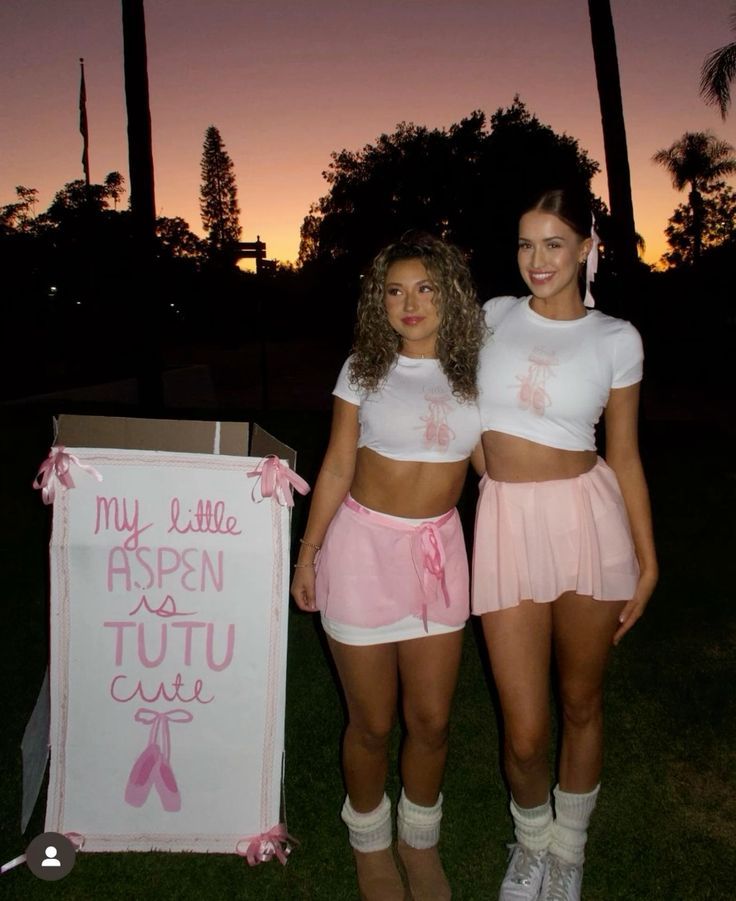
top-left (25, 832), bottom-right (76, 881)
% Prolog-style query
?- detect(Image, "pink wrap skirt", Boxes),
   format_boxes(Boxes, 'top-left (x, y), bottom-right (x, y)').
top-left (315, 496), bottom-right (470, 629)
top-left (472, 458), bottom-right (639, 613)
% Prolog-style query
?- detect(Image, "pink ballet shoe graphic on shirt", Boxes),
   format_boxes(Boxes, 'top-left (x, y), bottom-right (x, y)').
top-left (436, 422), bottom-right (452, 450)
top-left (124, 741), bottom-right (161, 807)
top-left (531, 385), bottom-right (550, 415)
top-left (125, 708), bottom-right (192, 812)
top-left (514, 347), bottom-right (558, 416)
top-left (417, 391), bottom-right (455, 452)
top-left (518, 378), bottom-right (532, 407)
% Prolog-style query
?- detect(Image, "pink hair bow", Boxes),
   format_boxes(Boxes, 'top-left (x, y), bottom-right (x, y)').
top-left (247, 455), bottom-right (310, 508)
top-left (584, 221), bottom-right (600, 309)
top-left (237, 824), bottom-right (296, 866)
top-left (33, 445), bottom-right (103, 505)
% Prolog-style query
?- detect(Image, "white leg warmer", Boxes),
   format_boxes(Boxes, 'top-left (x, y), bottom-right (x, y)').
top-left (510, 794), bottom-right (553, 852)
top-left (550, 783), bottom-right (600, 866)
top-left (397, 789), bottom-right (443, 849)
top-left (341, 793), bottom-right (392, 852)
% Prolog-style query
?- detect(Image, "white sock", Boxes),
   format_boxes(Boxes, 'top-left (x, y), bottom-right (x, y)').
top-left (397, 789), bottom-right (443, 849)
top-left (509, 795), bottom-right (553, 852)
top-left (341, 794), bottom-right (392, 852)
top-left (550, 783), bottom-right (600, 866)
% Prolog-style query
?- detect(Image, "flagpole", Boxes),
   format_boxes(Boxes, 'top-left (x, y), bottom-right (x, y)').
top-left (79, 57), bottom-right (91, 186)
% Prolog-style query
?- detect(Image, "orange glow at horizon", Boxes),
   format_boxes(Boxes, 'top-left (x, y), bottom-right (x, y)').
top-left (1, 1), bottom-right (733, 271)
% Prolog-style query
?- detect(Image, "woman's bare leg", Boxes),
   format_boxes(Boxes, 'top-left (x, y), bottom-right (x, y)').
top-left (482, 601), bottom-right (553, 807)
top-left (326, 636), bottom-right (399, 811)
top-left (398, 629), bottom-right (464, 805)
top-left (552, 591), bottom-right (626, 792)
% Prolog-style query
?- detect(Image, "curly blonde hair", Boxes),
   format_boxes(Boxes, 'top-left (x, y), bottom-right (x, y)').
top-left (349, 233), bottom-right (485, 401)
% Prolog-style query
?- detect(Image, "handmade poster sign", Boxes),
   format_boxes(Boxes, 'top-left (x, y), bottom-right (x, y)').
top-left (37, 417), bottom-right (306, 859)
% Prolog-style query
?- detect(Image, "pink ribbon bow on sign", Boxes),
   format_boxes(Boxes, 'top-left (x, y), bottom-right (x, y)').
top-left (236, 824), bottom-right (296, 866)
top-left (247, 455), bottom-right (310, 508)
top-left (32, 445), bottom-right (103, 505)
top-left (584, 223), bottom-right (601, 309)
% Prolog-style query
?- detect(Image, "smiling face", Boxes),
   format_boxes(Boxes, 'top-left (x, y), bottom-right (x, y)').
top-left (383, 257), bottom-right (441, 356)
top-left (517, 211), bottom-right (591, 306)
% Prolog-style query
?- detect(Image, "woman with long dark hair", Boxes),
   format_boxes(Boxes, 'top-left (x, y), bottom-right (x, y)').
top-left (473, 186), bottom-right (657, 901)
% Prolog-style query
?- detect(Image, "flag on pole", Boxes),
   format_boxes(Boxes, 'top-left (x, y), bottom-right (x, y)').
top-left (79, 58), bottom-right (90, 186)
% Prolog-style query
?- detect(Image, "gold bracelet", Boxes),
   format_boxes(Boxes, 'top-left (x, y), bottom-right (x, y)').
top-left (293, 562), bottom-right (315, 568)
top-left (299, 538), bottom-right (321, 551)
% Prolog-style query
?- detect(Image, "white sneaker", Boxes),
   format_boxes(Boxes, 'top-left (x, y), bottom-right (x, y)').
top-left (539, 853), bottom-right (583, 901)
top-left (499, 843), bottom-right (547, 901)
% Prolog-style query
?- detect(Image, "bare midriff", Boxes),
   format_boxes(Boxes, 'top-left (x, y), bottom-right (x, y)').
top-left (482, 430), bottom-right (597, 483)
top-left (350, 447), bottom-right (469, 518)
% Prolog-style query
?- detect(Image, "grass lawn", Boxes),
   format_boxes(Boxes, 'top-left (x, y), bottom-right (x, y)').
top-left (1, 407), bottom-right (733, 900)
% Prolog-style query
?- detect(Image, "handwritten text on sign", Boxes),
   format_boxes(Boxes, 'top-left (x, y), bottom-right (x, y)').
top-left (46, 451), bottom-right (289, 852)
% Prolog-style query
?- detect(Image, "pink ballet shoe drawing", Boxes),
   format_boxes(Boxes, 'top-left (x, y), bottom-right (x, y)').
top-left (154, 717), bottom-right (182, 811)
top-left (154, 757), bottom-right (181, 812)
top-left (124, 741), bottom-right (161, 807)
top-left (125, 708), bottom-right (192, 812)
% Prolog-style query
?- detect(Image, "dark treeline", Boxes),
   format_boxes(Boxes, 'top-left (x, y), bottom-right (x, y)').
top-left (1, 98), bottom-right (734, 407)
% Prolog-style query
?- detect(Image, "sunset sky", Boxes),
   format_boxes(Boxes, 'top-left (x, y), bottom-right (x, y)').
top-left (2, 0), bottom-right (735, 266)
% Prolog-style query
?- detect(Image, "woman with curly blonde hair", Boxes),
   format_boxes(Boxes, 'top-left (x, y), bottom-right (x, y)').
top-left (292, 233), bottom-right (485, 900)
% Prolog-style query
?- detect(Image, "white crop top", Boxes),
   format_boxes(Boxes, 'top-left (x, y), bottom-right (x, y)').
top-left (333, 355), bottom-right (481, 462)
top-left (478, 296), bottom-right (643, 452)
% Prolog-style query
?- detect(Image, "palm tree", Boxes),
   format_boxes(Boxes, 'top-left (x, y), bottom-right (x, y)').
top-left (122, 0), bottom-right (156, 244)
top-left (121, 0), bottom-right (161, 409)
top-left (587, 0), bottom-right (639, 277)
top-left (700, 7), bottom-right (736, 118)
top-left (652, 131), bottom-right (736, 263)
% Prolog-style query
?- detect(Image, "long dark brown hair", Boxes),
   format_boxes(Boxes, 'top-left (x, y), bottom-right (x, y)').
top-left (521, 185), bottom-right (593, 240)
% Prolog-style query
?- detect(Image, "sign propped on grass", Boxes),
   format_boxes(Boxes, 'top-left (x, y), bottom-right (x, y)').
top-left (38, 416), bottom-right (305, 860)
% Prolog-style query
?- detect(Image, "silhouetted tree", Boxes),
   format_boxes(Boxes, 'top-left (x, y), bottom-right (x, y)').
top-left (41, 172), bottom-right (125, 223)
top-left (587, 0), bottom-right (639, 276)
top-left (105, 171), bottom-right (126, 209)
top-left (200, 125), bottom-right (241, 262)
top-left (299, 99), bottom-right (598, 295)
top-left (661, 183), bottom-right (736, 267)
top-left (653, 132), bottom-right (736, 264)
top-left (156, 216), bottom-right (205, 261)
top-left (0, 185), bottom-right (38, 233)
top-left (700, 6), bottom-right (736, 118)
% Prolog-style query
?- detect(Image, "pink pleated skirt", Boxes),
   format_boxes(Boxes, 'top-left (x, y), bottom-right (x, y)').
top-left (471, 458), bottom-right (639, 613)
top-left (315, 496), bottom-right (470, 629)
